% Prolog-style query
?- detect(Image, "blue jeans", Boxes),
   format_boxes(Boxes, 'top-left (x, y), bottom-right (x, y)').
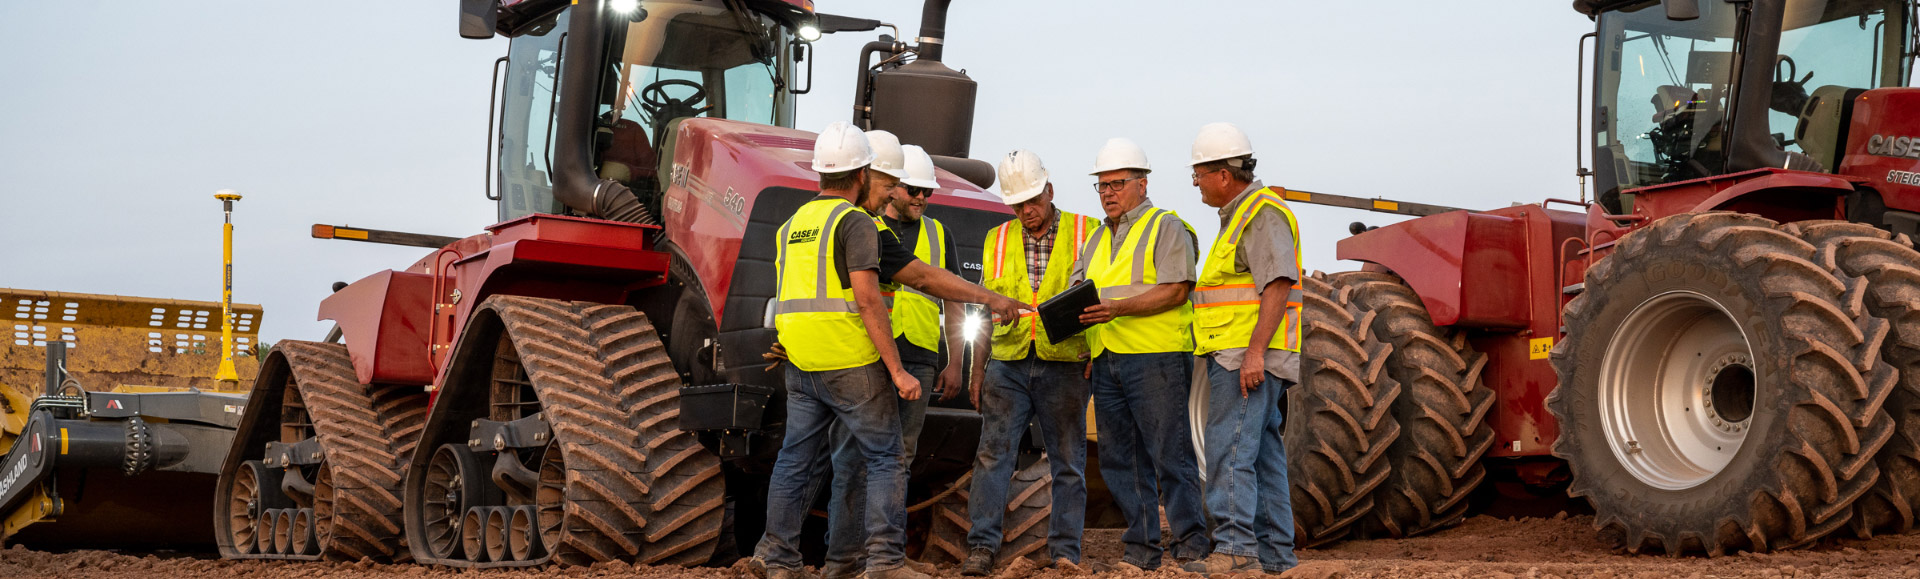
top-left (818, 360), bottom-right (935, 568)
top-left (1091, 352), bottom-right (1209, 568)
top-left (967, 352), bottom-right (1089, 562)
top-left (1202, 356), bottom-right (1297, 573)
top-left (753, 363), bottom-right (907, 570)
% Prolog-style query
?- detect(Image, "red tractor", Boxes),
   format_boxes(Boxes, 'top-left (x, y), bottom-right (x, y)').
top-left (211, 0), bottom-right (1037, 567)
top-left (1291, 0), bottom-right (1920, 555)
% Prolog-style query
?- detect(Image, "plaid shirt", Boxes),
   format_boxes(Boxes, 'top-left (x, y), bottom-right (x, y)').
top-left (1022, 207), bottom-right (1059, 293)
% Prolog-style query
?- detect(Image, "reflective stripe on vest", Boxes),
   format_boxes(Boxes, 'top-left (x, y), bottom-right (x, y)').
top-left (774, 198), bottom-right (880, 371)
top-left (1085, 207), bottom-right (1195, 357)
top-left (1194, 187), bottom-right (1303, 355)
top-left (885, 216), bottom-right (947, 352)
top-left (980, 211), bottom-right (1097, 362)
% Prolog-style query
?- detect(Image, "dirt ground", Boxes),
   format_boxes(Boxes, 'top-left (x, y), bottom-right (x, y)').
top-left (7, 515), bottom-right (1920, 578)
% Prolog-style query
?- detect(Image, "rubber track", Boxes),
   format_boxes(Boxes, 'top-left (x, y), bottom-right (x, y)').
top-left (276, 341), bottom-right (427, 562)
top-left (580, 304), bottom-right (723, 565)
top-left (1329, 272), bottom-right (1494, 538)
top-left (1551, 212), bottom-right (1896, 554)
top-left (1790, 221), bottom-right (1920, 538)
top-left (490, 296), bottom-right (654, 565)
top-left (1289, 273), bottom-right (1402, 547)
top-left (926, 458), bottom-right (1053, 565)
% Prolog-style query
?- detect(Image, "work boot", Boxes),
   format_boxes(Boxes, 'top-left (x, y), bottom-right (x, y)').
top-left (960, 548), bottom-right (996, 576)
top-left (820, 560), bottom-right (864, 579)
top-left (903, 559), bottom-right (938, 575)
top-left (1047, 557), bottom-right (1083, 574)
top-left (766, 566), bottom-right (804, 579)
top-left (1181, 552), bottom-right (1261, 577)
top-left (863, 563), bottom-right (932, 579)
top-left (743, 556), bottom-right (768, 579)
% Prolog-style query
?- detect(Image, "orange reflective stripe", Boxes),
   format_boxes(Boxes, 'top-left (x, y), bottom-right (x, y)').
top-left (1195, 283), bottom-right (1256, 291)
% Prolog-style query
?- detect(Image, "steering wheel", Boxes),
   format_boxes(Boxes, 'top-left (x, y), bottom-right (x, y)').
top-left (639, 78), bottom-right (712, 122)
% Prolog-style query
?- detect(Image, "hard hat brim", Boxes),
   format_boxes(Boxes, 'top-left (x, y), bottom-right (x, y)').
top-left (998, 184), bottom-right (1046, 205)
top-left (1089, 165), bottom-right (1151, 176)
top-left (903, 176), bottom-right (939, 189)
top-left (871, 165), bottom-right (909, 179)
top-left (812, 159), bottom-right (873, 173)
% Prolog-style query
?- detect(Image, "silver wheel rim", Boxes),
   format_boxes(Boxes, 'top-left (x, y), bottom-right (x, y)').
top-left (1599, 290), bottom-right (1757, 490)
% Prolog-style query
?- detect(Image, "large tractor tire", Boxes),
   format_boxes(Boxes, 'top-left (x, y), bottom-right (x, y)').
top-left (1788, 221), bottom-right (1920, 538)
top-left (925, 457), bottom-right (1053, 567)
top-left (1551, 212), bottom-right (1896, 555)
top-left (403, 296), bottom-right (723, 567)
top-left (1288, 273), bottom-right (1402, 547)
top-left (216, 341), bottom-right (430, 562)
top-left (1330, 271), bottom-right (1494, 538)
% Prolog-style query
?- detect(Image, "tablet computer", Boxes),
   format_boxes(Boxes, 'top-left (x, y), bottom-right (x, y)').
top-left (1037, 281), bottom-right (1101, 344)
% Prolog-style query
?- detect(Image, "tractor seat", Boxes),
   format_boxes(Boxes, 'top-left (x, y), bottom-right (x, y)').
top-left (599, 119), bottom-right (658, 183)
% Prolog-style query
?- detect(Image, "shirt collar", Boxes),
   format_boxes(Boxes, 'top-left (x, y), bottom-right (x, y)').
top-left (1217, 179), bottom-right (1266, 226)
top-left (1106, 198), bottom-right (1156, 231)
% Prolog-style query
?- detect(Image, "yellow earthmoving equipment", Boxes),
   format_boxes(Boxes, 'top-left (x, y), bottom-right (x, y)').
top-left (0, 288), bottom-right (259, 549)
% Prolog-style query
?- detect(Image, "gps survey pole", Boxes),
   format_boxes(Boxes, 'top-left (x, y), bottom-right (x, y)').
top-left (214, 190), bottom-right (242, 383)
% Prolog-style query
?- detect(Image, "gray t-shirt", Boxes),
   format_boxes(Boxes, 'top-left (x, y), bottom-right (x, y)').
top-left (815, 195), bottom-right (880, 289)
top-left (1071, 198), bottom-right (1198, 285)
top-left (1207, 180), bottom-right (1301, 382)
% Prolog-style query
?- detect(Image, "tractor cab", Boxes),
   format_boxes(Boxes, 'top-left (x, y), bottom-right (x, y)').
top-left (487, 0), bottom-right (807, 222)
top-left (1586, 0), bottom-right (1916, 212)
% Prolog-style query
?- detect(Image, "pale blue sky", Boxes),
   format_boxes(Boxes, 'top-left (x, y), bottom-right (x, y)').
top-left (0, 1), bottom-right (1597, 342)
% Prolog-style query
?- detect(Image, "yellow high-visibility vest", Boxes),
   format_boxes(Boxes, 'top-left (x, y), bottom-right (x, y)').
top-left (1085, 207), bottom-right (1195, 357)
top-left (883, 216), bottom-right (948, 353)
top-left (774, 198), bottom-right (878, 371)
top-left (980, 211), bottom-right (1100, 362)
top-left (1194, 187), bottom-right (1303, 355)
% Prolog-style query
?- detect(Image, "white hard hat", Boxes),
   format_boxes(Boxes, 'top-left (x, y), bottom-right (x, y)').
top-left (1190, 122), bottom-right (1254, 166)
top-left (866, 130), bottom-right (908, 179)
top-left (996, 150), bottom-right (1050, 205)
top-left (812, 121), bottom-right (874, 173)
top-left (901, 145), bottom-right (939, 189)
top-left (1090, 137), bottom-right (1151, 175)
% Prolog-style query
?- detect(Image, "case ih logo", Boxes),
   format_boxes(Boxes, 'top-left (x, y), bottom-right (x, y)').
top-left (1866, 134), bottom-right (1920, 158)
top-left (787, 227), bottom-right (820, 245)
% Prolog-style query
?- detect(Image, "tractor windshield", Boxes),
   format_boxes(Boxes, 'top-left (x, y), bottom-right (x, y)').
top-left (594, 0), bottom-right (794, 188)
top-left (1765, 0), bottom-right (1913, 168)
top-left (1596, 1), bottom-right (1744, 189)
top-left (1596, 0), bottom-right (1914, 194)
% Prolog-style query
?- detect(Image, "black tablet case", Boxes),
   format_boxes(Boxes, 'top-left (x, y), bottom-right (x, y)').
top-left (1037, 281), bottom-right (1101, 344)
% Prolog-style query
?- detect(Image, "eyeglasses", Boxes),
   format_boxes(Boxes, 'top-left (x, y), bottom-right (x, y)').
top-left (1190, 168), bottom-right (1225, 181)
top-left (1094, 176), bottom-right (1141, 193)
top-left (905, 186), bottom-right (934, 198)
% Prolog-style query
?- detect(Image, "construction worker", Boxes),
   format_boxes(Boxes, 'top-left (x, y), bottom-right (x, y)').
top-left (1074, 137), bottom-right (1209, 571)
top-left (809, 133), bottom-right (1027, 579)
top-left (751, 121), bottom-right (927, 579)
top-left (1180, 123), bottom-right (1302, 576)
top-left (958, 150), bottom-right (1101, 576)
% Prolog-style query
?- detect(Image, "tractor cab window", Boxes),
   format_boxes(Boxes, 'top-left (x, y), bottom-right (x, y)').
top-left (1766, 0), bottom-right (1913, 170)
top-left (497, 11), bottom-right (571, 222)
top-left (594, 0), bottom-right (793, 188)
top-left (1597, 1), bottom-right (1744, 191)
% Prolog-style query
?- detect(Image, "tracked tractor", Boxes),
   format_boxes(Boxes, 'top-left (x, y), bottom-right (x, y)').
top-left (1286, 0), bottom-right (1920, 556)
top-left (213, 0), bottom-right (1051, 568)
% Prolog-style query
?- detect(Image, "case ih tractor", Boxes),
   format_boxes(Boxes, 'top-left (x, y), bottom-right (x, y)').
top-left (211, 0), bottom-right (1043, 567)
top-left (1290, 0), bottom-right (1920, 556)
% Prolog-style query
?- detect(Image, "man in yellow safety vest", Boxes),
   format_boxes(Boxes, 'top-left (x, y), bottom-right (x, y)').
top-left (808, 133), bottom-right (1025, 579)
top-left (957, 150), bottom-right (1101, 576)
top-left (1180, 123), bottom-right (1302, 577)
top-left (1072, 137), bottom-right (1209, 571)
top-left (750, 121), bottom-right (929, 579)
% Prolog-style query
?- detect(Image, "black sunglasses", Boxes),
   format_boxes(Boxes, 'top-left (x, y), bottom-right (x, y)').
top-left (905, 186), bottom-right (934, 198)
